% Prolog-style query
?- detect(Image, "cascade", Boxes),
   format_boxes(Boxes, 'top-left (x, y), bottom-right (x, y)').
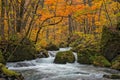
top-left (73, 52), bottom-right (78, 63)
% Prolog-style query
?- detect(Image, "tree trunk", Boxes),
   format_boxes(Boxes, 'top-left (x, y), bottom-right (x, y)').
top-left (16, 0), bottom-right (25, 32)
top-left (0, 0), bottom-right (5, 40)
top-left (68, 14), bottom-right (73, 36)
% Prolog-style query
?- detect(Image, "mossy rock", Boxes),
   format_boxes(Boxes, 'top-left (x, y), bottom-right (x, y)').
top-left (77, 49), bottom-right (111, 67)
top-left (77, 50), bottom-right (93, 64)
top-left (37, 49), bottom-right (49, 58)
top-left (111, 55), bottom-right (120, 70)
top-left (54, 51), bottom-right (75, 64)
top-left (7, 44), bottom-right (37, 62)
top-left (92, 55), bottom-right (111, 67)
top-left (103, 74), bottom-right (120, 79)
top-left (101, 26), bottom-right (120, 61)
top-left (45, 42), bottom-right (59, 51)
top-left (111, 74), bottom-right (120, 79)
top-left (0, 63), bottom-right (24, 80)
top-left (0, 51), bottom-right (5, 64)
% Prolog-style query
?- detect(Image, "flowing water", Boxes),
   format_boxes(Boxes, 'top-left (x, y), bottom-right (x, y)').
top-left (6, 48), bottom-right (120, 80)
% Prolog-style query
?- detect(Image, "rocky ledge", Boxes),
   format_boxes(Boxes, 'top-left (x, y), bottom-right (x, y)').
top-left (0, 63), bottom-right (24, 80)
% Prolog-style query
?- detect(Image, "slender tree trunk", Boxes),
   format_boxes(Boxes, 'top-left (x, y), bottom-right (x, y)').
top-left (0, 0), bottom-right (5, 40)
top-left (103, 0), bottom-right (112, 27)
top-left (46, 27), bottom-right (49, 41)
top-left (16, 0), bottom-right (25, 32)
top-left (68, 14), bottom-right (73, 36)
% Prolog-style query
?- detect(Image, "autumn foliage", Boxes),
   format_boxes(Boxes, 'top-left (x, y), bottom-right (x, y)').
top-left (0, 0), bottom-right (119, 47)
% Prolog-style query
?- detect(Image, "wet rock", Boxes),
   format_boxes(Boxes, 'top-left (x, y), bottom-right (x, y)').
top-left (54, 51), bottom-right (75, 64)
top-left (111, 55), bottom-right (120, 70)
top-left (103, 74), bottom-right (120, 79)
top-left (0, 63), bottom-right (24, 80)
top-left (14, 62), bottom-right (35, 67)
top-left (73, 72), bottom-right (89, 75)
top-left (37, 49), bottom-right (49, 58)
top-left (48, 52), bottom-right (55, 57)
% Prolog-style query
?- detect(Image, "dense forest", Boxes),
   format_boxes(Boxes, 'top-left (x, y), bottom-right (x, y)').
top-left (0, 0), bottom-right (120, 80)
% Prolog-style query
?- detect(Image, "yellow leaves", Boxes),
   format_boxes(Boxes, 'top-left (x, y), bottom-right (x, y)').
top-left (94, 1), bottom-right (102, 8)
top-left (76, 5), bottom-right (84, 10)
top-left (41, 13), bottom-right (52, 21)
top-left (35, 39), bottom-right (48, 50)
top-left (45, 0), bottom-right (55, 5)
top-left (50, 5), bottom-right (56, 10)
top-left (95, 22), bottom-right (101, 26)
top-left (95, 27), bottom-right (103, 33)
top-left (91, 5), bottom-right (97, 10)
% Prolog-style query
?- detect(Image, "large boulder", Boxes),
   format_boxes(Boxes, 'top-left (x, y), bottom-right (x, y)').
top-left (77, 50), bottom-right (93, 64)
top-left (77, 49), bottom-right (111, 67)
top-left (111, 55), bottom-right (120, 70)
top-left (92, 55), bottom-right (111, 67)
top-left (6, 43), bottom-right (37, 62)
top-left (0, 63), bottom-right (24, 80)
top-left (54, 51), bottom-right (75, 64)
top-left (0, 51), bottom-right (5, 64)
top-left (101, 26), bottom-right (120, 61)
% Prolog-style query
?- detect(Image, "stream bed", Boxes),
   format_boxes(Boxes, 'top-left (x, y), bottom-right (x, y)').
top-left (6, 48), bottom-right (120, 80)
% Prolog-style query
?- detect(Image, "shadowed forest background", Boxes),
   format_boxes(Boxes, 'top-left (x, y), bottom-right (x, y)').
top-left (0, 0), bottom-right (120, 80)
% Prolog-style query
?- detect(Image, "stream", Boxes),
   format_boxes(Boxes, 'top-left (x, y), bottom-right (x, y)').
top-left (6, 48), bottom-right (120, 80)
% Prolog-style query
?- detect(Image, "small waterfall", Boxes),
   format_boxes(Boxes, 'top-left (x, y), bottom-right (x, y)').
top-left (48, 51), bottom-right (59, 57)
top-left (73, 52), bottom-right (78, 63)
top-left (35, 51), bottom-right (59, 63)
top-left (59, 47), bottom-right (72, 51)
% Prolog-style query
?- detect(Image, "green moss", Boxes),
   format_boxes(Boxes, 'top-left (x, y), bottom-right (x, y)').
top-left (2, 67), bottom-right (20, 77)
top-left (101, 26), bottom-right (120, 61)
top-left (111, 55), bottom-right (120, 70)
top-left (92, 55), bottom-right (111, 67)
top-left (0, 51), bottom-right (5, 64)
top-left (70, 34), bottom-right (100, 53)
top-left (77, 50), bottom-right (93, 64)
top-left (0, 63), bottom-right (23, 80)
top-left (7, 44), bottom-right (37, 62)
top-left (77, 49), bottom-right (111, 67)
top-left (54, 51), bottom-right (75, 64)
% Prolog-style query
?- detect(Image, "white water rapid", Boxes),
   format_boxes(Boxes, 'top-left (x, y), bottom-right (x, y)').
top-left (6, 48), bottom-right (120, 80)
